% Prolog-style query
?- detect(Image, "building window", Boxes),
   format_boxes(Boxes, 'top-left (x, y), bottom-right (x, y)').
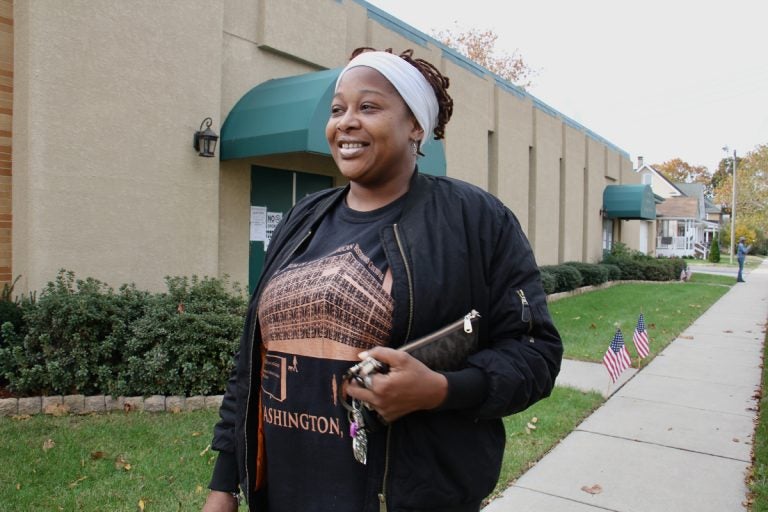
top-left (642, 173), bottom-right (652, 185)
top-left (602, 219), bottom-right (614, 251)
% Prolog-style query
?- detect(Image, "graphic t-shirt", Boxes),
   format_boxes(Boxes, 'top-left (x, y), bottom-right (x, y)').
top-left (257, 194), bottom-right (405, 512)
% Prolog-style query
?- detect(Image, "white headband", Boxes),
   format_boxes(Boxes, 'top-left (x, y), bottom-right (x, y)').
top-left (335, 51), bottom-right (439, 146)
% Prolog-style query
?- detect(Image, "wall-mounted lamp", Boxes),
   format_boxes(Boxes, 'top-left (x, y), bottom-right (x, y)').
top-left (193, 117), bottom-right (219, 157)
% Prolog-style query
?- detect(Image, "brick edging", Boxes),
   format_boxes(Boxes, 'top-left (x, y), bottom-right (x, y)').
top-left (0, 394), bottom-right (224, 417)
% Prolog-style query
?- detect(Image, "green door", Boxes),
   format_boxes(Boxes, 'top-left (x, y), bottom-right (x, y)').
top-left (249, 166), bottom-right (334, 293)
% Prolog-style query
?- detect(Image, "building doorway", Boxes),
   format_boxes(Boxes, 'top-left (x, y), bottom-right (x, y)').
top-left (249, 166), bottom-right (334, 292)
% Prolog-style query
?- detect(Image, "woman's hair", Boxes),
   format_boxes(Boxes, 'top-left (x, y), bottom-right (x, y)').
top-left (349, 47), bottom-right (454, 140)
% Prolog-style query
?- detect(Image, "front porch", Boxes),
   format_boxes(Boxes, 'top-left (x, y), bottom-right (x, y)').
top-left (655, 218), bottom-right (719, 259)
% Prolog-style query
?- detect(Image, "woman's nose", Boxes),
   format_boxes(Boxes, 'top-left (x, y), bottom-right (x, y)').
top-left (337, 109), bottom-right (360, 132)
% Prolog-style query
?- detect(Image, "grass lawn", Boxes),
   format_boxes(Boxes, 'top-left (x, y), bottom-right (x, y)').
top-left (548, 275), bottom-right (732, 362)
top-left (0, 409), bottom-right (238, 511)
top-left (749, 330), bottom-right (768, 511)
top-left (687, 254), bottom-right (765, 270)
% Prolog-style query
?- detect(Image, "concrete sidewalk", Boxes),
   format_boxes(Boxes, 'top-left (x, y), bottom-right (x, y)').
top-left (485, 260), bottom-right (767, 512)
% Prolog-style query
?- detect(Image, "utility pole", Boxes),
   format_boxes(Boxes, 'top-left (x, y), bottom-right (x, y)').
top-left (723, 146), bottom-right (737, 264)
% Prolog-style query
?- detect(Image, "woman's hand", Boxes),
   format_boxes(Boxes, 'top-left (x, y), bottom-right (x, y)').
top-left (202, 490), bottom-right (239, 512)
top-left (345, 347), bottom-right (448, 423)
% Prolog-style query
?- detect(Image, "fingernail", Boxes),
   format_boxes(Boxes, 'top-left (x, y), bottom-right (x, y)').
top-left (358, 351), bottom-right (369, 359)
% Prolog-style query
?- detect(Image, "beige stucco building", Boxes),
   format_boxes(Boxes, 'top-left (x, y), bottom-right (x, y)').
top-left (7, 0), bottom-right (652, 295)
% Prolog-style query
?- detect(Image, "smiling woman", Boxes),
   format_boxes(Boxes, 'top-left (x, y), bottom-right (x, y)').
top-left (204, 47), bottom-right (562, 512)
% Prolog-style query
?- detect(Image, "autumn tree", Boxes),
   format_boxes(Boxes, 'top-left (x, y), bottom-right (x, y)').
top-left (652, 158), bottom-right (713, 195)
top-left (713, 144), bottom-right (768, 253)
top-left (434, 26), bottom-right (536, 89)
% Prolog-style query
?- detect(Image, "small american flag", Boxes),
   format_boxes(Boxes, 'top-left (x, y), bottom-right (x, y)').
top-left (603, 328), bottom-right (632, 383)
top-left (632, 313), bottom-right (650, 359)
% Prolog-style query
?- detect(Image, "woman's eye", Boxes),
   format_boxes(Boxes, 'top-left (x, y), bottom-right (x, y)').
top-left (330, 106), bottom-right (344, 116)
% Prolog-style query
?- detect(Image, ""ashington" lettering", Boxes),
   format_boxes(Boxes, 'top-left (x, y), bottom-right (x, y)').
top-left (263, 406), bottom-right (344, 438)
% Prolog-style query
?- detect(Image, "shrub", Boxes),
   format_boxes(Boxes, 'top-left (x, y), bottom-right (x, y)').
top-left (600, 264), bottom-right (622, 281)
top-left (0, 270), bottom-right (247, 397)
top-left (562, 262), bottom-right (610, 286)
top-left (708, 241), bottom-right (721, 263)
top-left (539, 270), bottom-right (557, 295)
top-left (601, 256), bottom-right (645, 280)
top-left (639, 260), bottom-right (671, 281)
top-left (539, 265), bottom-right (583, 293)
top-left (114, 276), bottom-right (247, 396)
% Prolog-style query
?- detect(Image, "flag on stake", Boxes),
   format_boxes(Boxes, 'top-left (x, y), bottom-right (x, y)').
top-left (632, 313), bottom-right (650, 359)
top-left (603, 328), bottom-right (632, 383)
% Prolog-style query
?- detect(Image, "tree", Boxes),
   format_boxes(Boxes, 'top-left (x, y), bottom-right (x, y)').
top-left (713, 144), bottom-right (768, 252)
top-left (434, 26), bottom-right (536, 89)
top-left (652, 158), bottom-right (713, 195)
top-left (707, 237), bottom-right (720, 263)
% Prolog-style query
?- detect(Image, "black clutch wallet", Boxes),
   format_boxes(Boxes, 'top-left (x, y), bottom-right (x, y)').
top-left (345, 309), bottom-right (481, 385)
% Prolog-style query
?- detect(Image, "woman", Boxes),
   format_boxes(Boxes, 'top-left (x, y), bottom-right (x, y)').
top-left (203, 48), bottom-right (562, 512)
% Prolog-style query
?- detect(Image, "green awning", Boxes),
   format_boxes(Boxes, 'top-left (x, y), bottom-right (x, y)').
top-left (220, 68), bottom-right (446, 176)
top-left (602, 184), bottom-right (656, 220)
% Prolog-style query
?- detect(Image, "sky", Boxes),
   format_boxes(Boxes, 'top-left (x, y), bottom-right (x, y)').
top-left (366, 0), bottom-right (768, 173)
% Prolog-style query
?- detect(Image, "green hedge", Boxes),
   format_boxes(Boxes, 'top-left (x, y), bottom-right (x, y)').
top-left (0, 270), bottom-right (247, 397)
top-left (539, 265), bottom-right (583, 293)
top-left (562, 262), bottom-right (610, 286)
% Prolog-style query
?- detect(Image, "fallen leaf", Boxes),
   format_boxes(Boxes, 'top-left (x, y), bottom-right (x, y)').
top-left (138, 498), bottom-right (146, 511)
top-left (124, 403), bottom-right (133, 413)
top-left (91, 451), bottom-right (106, 460)
top-left (649, 323), bottom-right (656, 329)
top-left (15, 483), bottom-right (20, 491)
top-left (679, 335), bottom-right (694, 340)
top-left (196, 484), bottom-right (204, 494)
top-left (531, 417), bottom-right (538, 424)
top-left (571, 316), bottom-right (581, 320)
top-left (11, 414), bottom-right (31, 421)
top-left (170, 406), bottom-right (182, 414)
top-left (200, 444), bottom-right (211, 457)
top-left (68, 476), bottom-right (88, 488)
top-left (723, 330), bottom-right (733, 333)
top-left (581, 484), bottom-right (603, 495)
top-left (42, 438), bottom-right (55, 451)
top-left (115, 455), bottom-right (132, 471)
top-left (589, 323), bottom-right (597, 329)
top-left (192, 431), bottom-right (202, 437)
top-left (526, 422), bottom-right (537, 430)
top-left (733, 438), bottom-right (740, 443)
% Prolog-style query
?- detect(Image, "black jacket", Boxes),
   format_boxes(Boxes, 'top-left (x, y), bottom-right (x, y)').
top-left (210, 171), bottom-right (563, 511)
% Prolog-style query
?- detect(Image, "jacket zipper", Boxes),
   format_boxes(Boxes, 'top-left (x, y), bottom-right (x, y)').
top-left (398, 310), bottom-right (480, 355)
top-left (244, 229), bottom-right (313, 498)
top-left (378, 224), bottom-right (414, 512)
top-left (378, 425), bottom-right (392, 512)
top-left (393, 224), bottom-right (414, 342)
top-left (517, 289), bottom-right (533, 333)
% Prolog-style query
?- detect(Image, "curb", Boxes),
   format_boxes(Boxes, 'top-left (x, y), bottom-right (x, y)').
top-left (0, 394), bottom-right (224, 417)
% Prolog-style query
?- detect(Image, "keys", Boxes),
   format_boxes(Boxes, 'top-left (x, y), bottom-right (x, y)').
top-left (350, 399), bottom-right (368, 465)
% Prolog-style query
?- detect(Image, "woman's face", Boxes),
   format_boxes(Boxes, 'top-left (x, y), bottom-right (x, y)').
top-left (326, 66), bottom-right (422, 187)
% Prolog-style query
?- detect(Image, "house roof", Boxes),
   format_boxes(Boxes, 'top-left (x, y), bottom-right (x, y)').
top-left (656, 196), bottom-right (699, 218)
top-left (675, 183), bottom-right (704, 197)
top-left (704, 197), bottom-right (721, 214)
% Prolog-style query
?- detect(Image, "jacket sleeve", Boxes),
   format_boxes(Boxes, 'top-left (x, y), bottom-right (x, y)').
top-left (462, 203), bottom-right (563, 419)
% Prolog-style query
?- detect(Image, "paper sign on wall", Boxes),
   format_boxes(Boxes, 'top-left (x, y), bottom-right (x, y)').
top-left (265, 211), bottom-right (283, 251)
top-left (250, 206), bottom-right (267, 242)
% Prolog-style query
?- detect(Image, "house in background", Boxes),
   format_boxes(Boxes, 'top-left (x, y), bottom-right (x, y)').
top-left (635, 158), bottom-right (721, 258)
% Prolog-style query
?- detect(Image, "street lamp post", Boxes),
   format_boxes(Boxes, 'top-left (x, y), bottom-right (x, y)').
top-left (722, 146), bottom-right (737, 264)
